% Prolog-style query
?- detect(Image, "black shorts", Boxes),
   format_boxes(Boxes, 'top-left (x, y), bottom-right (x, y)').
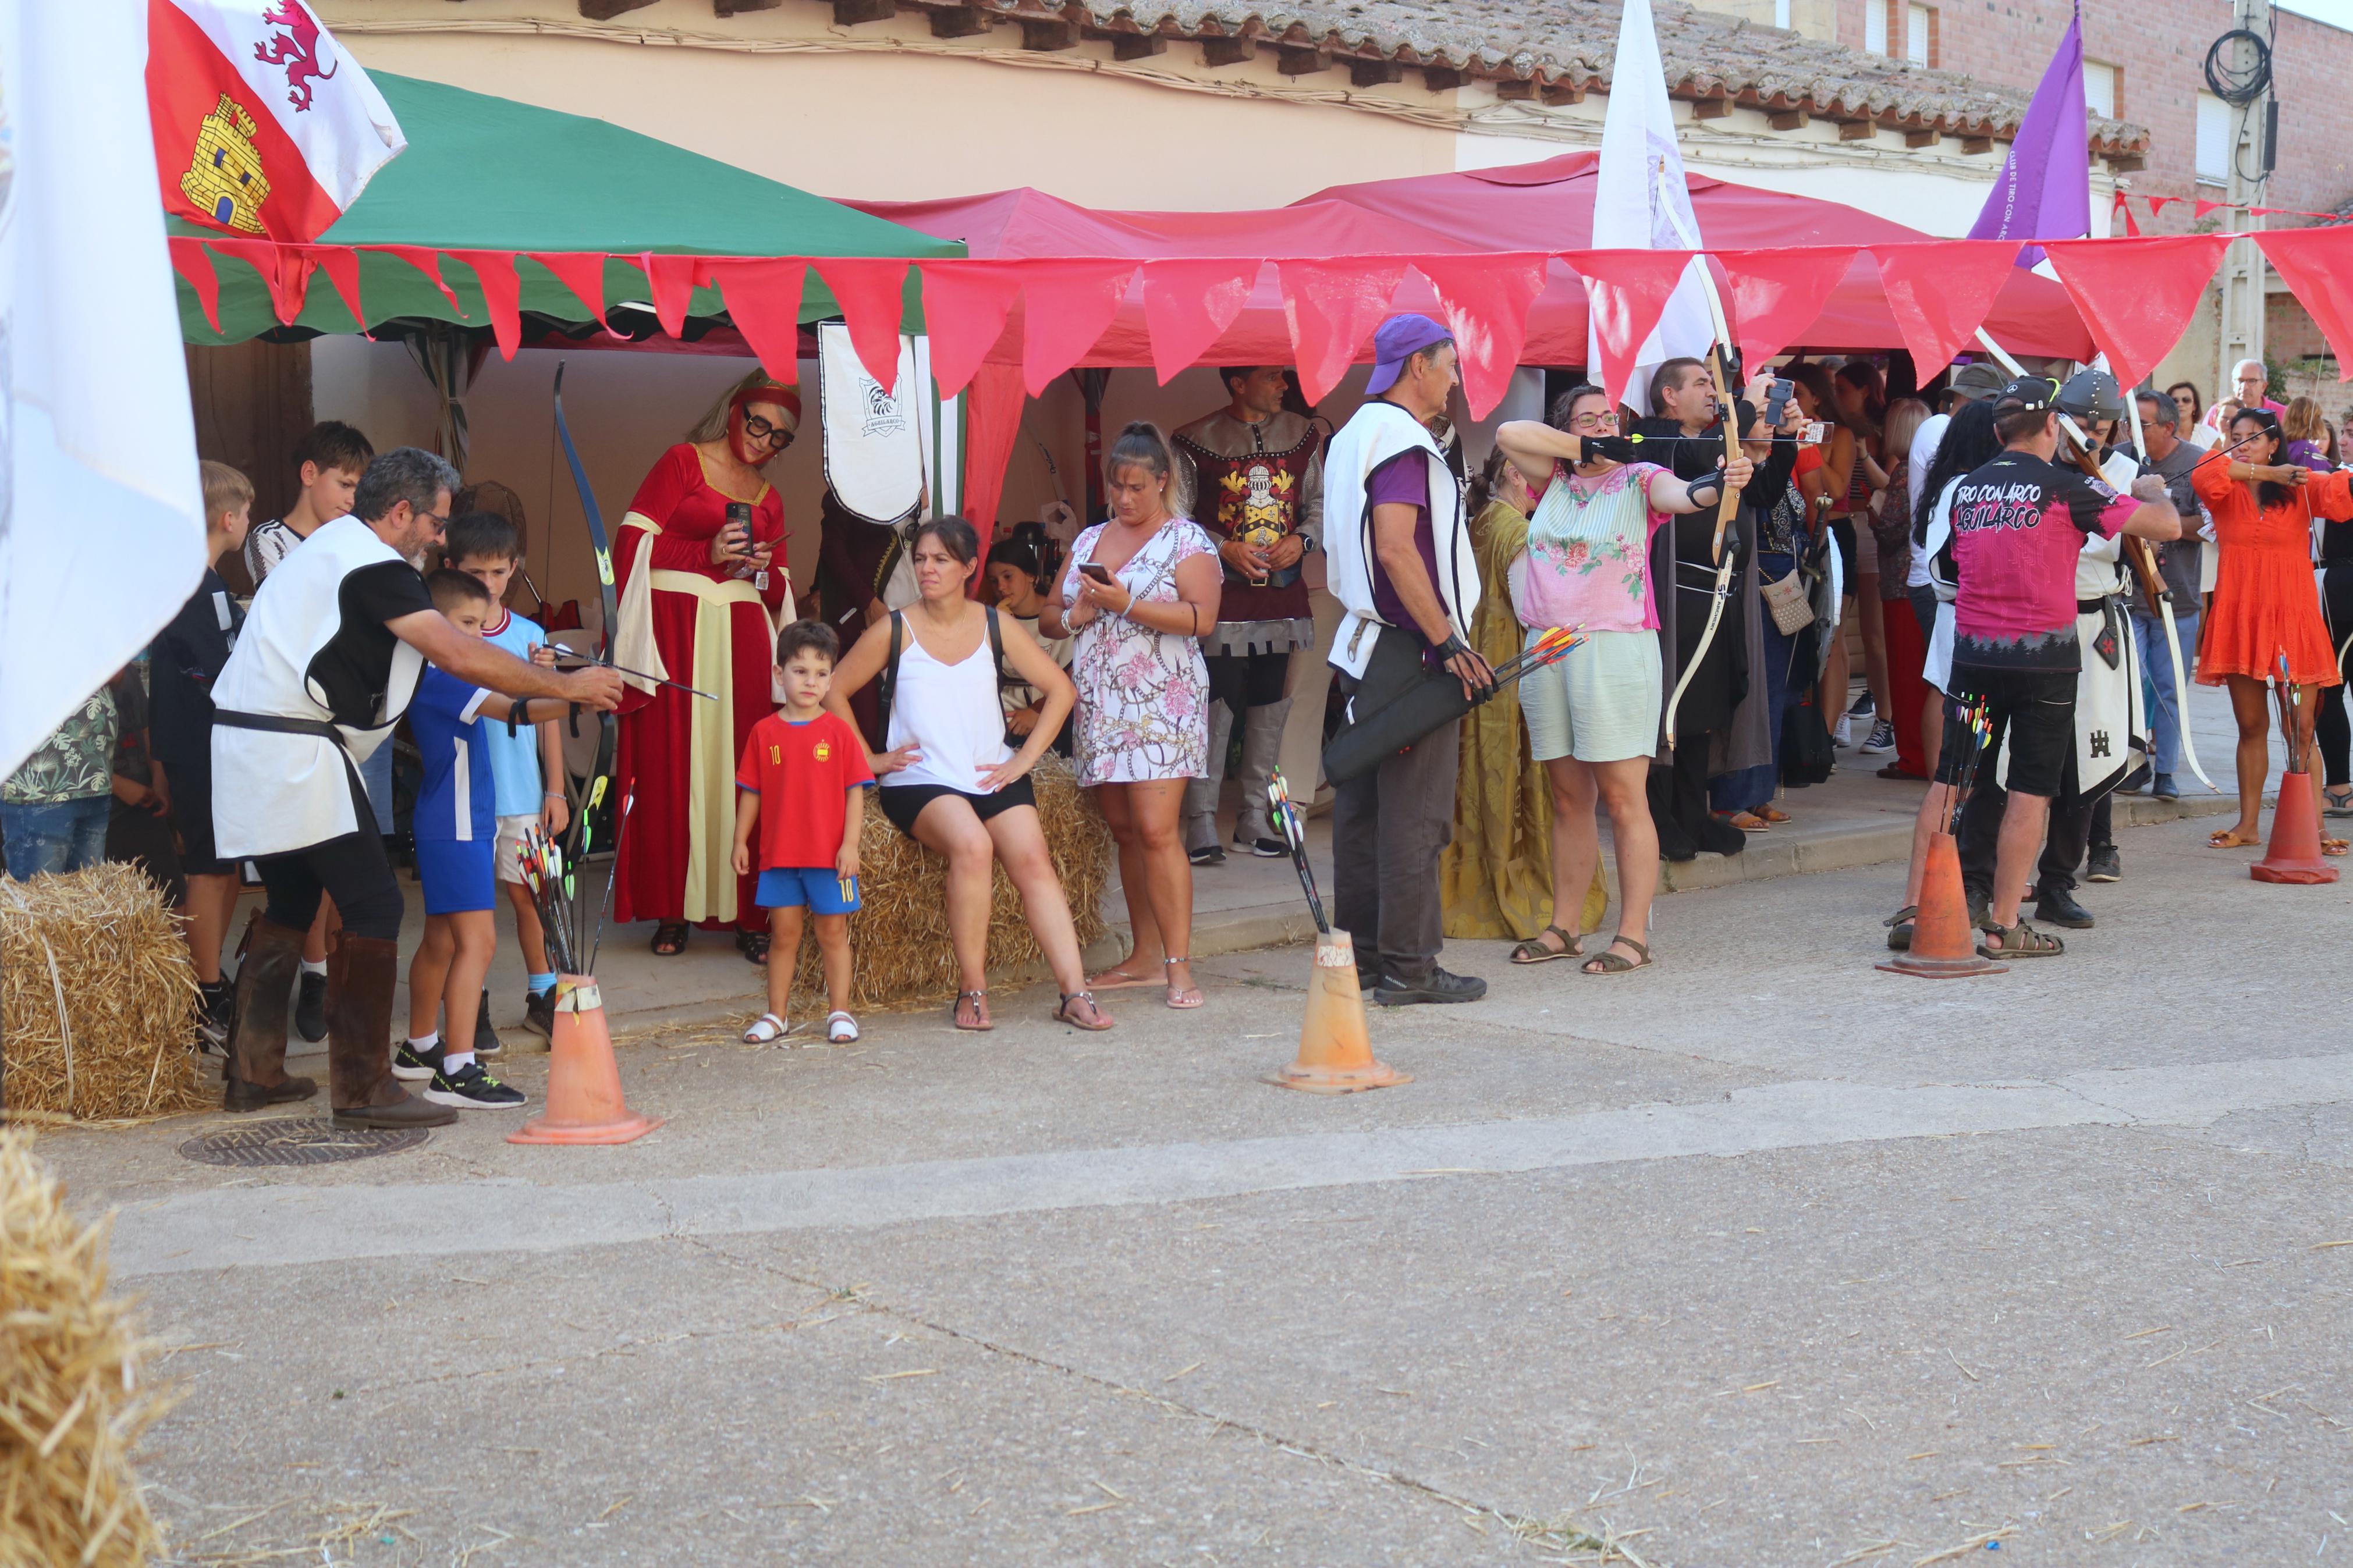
top-left (169, 774), bottom-right (232, 875)
top-left (1936, 666), bottom-right (2076, 799)
top-left (877, 774), bottom-right (1038, 837)
top-left (1829, 517), bottom-right (1859, 599)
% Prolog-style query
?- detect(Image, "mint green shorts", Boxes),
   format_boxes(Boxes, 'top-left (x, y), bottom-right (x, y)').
top-left (1518, 627), bottom-right (1662, 765)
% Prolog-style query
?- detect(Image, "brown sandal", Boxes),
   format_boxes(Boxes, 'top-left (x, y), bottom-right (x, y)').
top-left (1581, 936), bottom-right (1653, 975)
top-left (952, 990), bottom-right (992, 1032)
top-left (650, 922), bottom-right (690, 957)
top-left (1510, 925), bottom-right (1583, 964)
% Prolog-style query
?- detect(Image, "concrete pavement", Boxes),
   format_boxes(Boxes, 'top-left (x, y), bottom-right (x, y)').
top-left (34, 789), bottom-right (2353, 1567)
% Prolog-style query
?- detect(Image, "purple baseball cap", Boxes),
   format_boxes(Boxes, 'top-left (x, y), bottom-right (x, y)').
top-left (1364, 313), bottom-right (1454, 395)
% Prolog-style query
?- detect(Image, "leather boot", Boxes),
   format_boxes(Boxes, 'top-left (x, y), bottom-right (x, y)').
top-left (326, 932), bottom-right (456, 1129)
top-left (224, 913), bottom-right (317, 1110)
top-left (1231, 695), bottom-right (1293, 849)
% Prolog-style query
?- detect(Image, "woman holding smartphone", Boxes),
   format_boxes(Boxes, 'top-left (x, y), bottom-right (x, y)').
top-left (610, 370), bottom-right (801, 959)
top-left (1042, 422), bottom-right (1222, 1009)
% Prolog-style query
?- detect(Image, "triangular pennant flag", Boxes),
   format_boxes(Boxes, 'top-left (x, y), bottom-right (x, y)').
top-left (304, 244), bottom-right (364, 332)
top-left (1719, 247), bottom-right (1857, 374)
top-left (1417, 254), bottom-right (1549, 419)
top-left (2194, 198), bottom-right (2225, 219)
top-left (378, 245), bottom-right (463, 313)
top-left (962, 362), bottom-right (1027, 547)
top-left (1869, 241), bottom-right (2020, 376)
top-left (450, 252), bottom-right (523, 360)
top-left (637, 253), bottom-right (700, 337)
top-left (2111, 190), bottom-right (2141, 237)
top-left (205, 236), bottom-right (312, 325)
top-left (528, 251), bottom-right (611, 325)
top-left (1020, 261), bottom-right (1137, 397)
top-left (712, 259), bottom-right (808, 385)
top-left (915, 260), bottom-right (1022, 398)
top-left (1141, 258), bottom-right (1260, 386)
top-left (2043, 234), bottom-right (2228, 388)
top-left (2146, 195), bottom-right (2178, 216)
top-left (1567, 248), bottom-right (1692, 407)
top-left (811, 259), bottom-right (912, 390)
top-left (168, 236), bottom-right (223, 333)
top-left (1278, 259), bottom-right (1407, 406)
top-left (2255, 227), bottom-right (2353, 383)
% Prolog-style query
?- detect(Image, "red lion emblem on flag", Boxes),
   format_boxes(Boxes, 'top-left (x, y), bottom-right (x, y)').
top-left (253, 0), bottom-right (338, 112)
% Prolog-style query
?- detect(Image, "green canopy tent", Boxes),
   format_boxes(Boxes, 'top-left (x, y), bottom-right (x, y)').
top-left (168, 72), bottom-right (961, 375)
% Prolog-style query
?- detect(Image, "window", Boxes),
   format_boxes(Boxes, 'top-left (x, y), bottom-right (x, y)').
top-left (1775, 0), bottom-right (1791, 27)
top-left (2196, 90), bottom-right (2231, 183)
top-left (2084, 59), bottom-right (2118, 119)
top-left (1865, 0), bottom-right (1887, 54)
top-left (1905, 2), bottom-right (1932, 65)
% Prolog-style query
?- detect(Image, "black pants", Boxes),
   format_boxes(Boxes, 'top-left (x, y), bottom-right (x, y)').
top-left (257, 830), bottom-right (404, 942)
top-left (2316, 563), bottom-right (2353, 787)
top-left (1205, 650), bottom-right (1290, 712)
top-left (1331, 628), bottom-right (1457, 979)
top-left (1955, 740), bottom-right (2117, 901)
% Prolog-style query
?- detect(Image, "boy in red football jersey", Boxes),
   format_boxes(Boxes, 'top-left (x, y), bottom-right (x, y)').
top-left (732, 620), bottom-right (874, 1044)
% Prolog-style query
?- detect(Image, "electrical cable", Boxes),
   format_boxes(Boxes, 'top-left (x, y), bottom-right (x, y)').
top-left (2203, 27), bottom-right (2272, 107)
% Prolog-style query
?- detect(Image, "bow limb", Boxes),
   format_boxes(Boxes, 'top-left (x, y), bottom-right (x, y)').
top-left (2113, 382), bottom-right (2220, 797)
top-left (1663, 263), bottom-right (1744, 751)
top-left (552, 361), bottom-right (623, 872)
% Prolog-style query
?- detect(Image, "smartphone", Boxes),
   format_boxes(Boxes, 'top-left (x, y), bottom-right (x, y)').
top-left (723, 501), bottom-right (754, 555)
top-left (1763, 378), bottom-right (1796, 431)
top-left (1078, 561), bottom-right (1116, 585)
top-left (1802, 419), bottom-right (1829, 445)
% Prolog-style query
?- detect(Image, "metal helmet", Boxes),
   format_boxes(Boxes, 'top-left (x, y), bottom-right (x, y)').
top-left (2056, 368), bottom-right (2123, 424)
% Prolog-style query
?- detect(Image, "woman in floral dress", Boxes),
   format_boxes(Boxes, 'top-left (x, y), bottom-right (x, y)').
top-left (1042, 422), bottom-right (1222, 1009)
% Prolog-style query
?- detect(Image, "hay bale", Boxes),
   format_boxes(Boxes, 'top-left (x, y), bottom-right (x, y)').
top-left (786, 753), bottom-right (1115, 1012)
top-left (0, 863), bottom-right (209, 1122)
top-left (0, 1131), bottom-right (170, 1566)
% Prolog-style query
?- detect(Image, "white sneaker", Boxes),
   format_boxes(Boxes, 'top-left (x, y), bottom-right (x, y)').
top-left (1859, 717), bottom-right (1897, 755)
top-left (1832, 715), bottom-right (1856, 748)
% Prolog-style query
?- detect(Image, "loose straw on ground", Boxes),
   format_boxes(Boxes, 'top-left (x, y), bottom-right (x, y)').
top-left (0, 1130), bottom-right (172, 1567)
top-left (1, 862), bottom-right (210, 1123)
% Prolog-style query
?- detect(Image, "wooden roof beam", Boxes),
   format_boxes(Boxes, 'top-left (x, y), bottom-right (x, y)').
top-left (929, 5), bottom-right (994, 37)
top-left (579, 0), bottom-right (659, 19)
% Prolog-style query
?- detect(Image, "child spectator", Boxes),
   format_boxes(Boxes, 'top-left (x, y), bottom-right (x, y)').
top-left (2, 686), bottom-right (119, 879)
top-left (389, 571), bottom-right (572, 1110)
top-left (243, 420), bottom-right (377, 1043)
top-left (151, 459), bottom-right (251, 1046)
top-left (443, 510), bottom-right (569, 1048)
top-left (732, 620), bottom-right (872, 1046)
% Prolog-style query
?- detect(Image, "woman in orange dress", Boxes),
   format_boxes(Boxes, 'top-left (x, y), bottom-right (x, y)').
top-left (2191, 407), bottom-right (2352, 852)
top-left (612, 372), bottom-right (801, 957)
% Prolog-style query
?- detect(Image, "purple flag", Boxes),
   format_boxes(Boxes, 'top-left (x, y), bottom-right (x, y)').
top-left (1967, 5), bottom-right (2089, 264)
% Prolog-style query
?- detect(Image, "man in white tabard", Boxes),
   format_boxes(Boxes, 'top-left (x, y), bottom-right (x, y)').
top-left (1322, 314), bottom-right (1493, 1005)
top-left (211, 448), bottom-right (622, 1128)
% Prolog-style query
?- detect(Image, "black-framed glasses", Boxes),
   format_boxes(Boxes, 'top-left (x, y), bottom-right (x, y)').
top-left (741, 414), bottom-right (794, 449)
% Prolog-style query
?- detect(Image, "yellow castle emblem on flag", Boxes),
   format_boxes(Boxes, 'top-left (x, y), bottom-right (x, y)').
top-left (180, 94), bottom-right (270, 234)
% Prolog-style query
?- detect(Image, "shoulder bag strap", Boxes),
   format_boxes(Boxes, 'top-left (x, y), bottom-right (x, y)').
top-left (878, 610), bottom-right (904, 745)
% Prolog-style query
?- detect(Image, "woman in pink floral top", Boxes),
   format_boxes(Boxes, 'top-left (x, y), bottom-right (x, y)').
top-left (1492, 386), bottom-right (1751, 976)
top-left (1043, 423), bottom-right (1223, 1009)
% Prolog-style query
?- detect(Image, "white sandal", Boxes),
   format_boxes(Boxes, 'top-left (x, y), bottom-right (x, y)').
top-left (742, 1012), bottom-right (790, 1045)
top-left (826, 1011), bottom-right (859, 1044)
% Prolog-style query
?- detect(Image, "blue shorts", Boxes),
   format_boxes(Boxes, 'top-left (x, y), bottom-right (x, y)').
top-left (756, 866), bottom-right (861, 915)
top-left (414, 837), bottom-right (496, 916)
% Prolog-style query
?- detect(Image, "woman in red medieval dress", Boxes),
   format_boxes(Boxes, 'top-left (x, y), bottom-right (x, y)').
top-left (613, 371), bottom-right (801, 958)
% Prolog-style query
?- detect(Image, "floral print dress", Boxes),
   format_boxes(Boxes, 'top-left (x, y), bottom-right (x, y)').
top-left (1063, 516), bottom-right (1218, 783)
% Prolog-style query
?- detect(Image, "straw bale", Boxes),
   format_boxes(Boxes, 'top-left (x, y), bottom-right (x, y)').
top-left (785, 753), bottom-right (1114, 1012)
top-left (0, 1132), bottom-right (170, 1567)
top-left (1, 863), bottom-right (210, 1122)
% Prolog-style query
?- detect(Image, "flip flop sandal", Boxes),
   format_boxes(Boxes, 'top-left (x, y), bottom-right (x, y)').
top-left (2207, 828), bottom-right (2262, 849)
top-left (1978, 922), bottom-right (2064, 959)
top-left (1581, 936), bottom-right (1653, 975)
top-left (826, 1011), bottom-right (860, 1043)
top-left (736, 929), bottom-right (771, 966)
top-left (1720, 810), bottom-right (1769, 832)
top-left (952, 990), bottom-right (992, 1032)
top-left (1510, 925), bottom-right (1584, 965)
top-left (2326, 787), bottom-right (2353, 818)
top-left (1162, 957), bottom-right (1204, 1010)
top-left (1054, 991), bottom-right (1115, 1031)
top-left (1756, 805), bottom-right (1793, 824)
top-left (1882, 904), bottom-right (1919, 952)
top-left (650, 922), bottom-right (690, 957)
top-left (2324, 838), bottom-right (2350, 857)
top-left (741, 1012), bottom-right (791, 1046)
top-left (1084, 966), bottom-right (1161, 991)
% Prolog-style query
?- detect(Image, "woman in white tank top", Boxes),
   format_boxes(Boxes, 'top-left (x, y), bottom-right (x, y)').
top-left (826, 518), bottom-right (1110, 1033)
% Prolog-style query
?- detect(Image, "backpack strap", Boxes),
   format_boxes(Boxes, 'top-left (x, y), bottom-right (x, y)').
top-left (985, 603), bottom-right (1008, 690)
top-left (877, 610), bottom-right (904, 745)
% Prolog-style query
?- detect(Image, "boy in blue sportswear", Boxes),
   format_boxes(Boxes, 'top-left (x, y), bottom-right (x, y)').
top-left (445, 511), bottom-right (570, 1048)
top-left (393, 571), bottom-right (577, 1110)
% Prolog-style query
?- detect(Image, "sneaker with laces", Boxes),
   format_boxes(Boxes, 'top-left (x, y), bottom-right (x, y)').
top-left (1858, 717), bottom-right (1897, 755)
top-left (1188, 843), bottom-right (1226, 867)
top-left (521, 987), bottom-right (556, 1041)
top-left (1832, 715), bottom-right (1856, 748)
top-left (2086, 846), bottom-right (2122, 883)
top-left (1846, 691), bottom-right (1875, 719)
top-left (1237, 833), bottom-right (1287, 858)
top-left (424, 1061), bottom-right (527, 1110)
top-left (391, 1039), bottom-right (445, 1083)
top-left (1372, 966), bottom-right (1489, 1006)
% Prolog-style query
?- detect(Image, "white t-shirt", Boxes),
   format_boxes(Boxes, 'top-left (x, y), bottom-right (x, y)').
top-left (1904, 413), bottom-right (1950, 589)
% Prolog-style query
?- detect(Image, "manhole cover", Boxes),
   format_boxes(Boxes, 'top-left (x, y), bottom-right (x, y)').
top-left (179, 1118), bottom-right (432, 1167)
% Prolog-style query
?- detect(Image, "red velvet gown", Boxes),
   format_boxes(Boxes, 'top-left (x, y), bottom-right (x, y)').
top-left (611, 443), bottom-right (792, 929)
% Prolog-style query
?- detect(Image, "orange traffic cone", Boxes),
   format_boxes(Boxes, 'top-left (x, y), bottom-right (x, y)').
top-left (1878, 831), bottom-right (2007, 978)
top-left (507, 975), bottom-right (663, 1145)
top-left (1266, 928), bottom-right (1412, 1094)
top-left (2252, 769), bottom-right (2341, 884)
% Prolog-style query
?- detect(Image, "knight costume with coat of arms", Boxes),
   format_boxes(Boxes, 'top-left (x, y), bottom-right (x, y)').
top-left (1171, 410), bottom-right (1324, 657)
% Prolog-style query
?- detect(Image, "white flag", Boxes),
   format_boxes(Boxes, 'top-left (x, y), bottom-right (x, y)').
top-left (1, 0), bottom-right (208, 778)
top-left (1590, 0), bottom-right (1716, 410)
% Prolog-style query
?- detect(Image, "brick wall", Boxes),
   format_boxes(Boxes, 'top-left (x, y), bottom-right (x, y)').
top-left (1834, 0), bottom-right (2353, 227)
